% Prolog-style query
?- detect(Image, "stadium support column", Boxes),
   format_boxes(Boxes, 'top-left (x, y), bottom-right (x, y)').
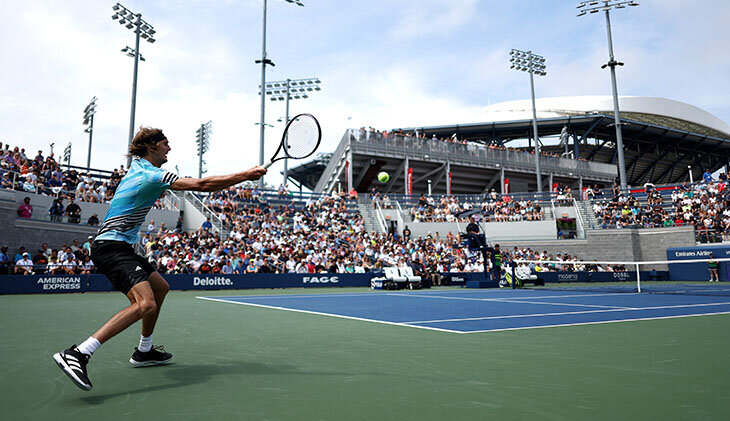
top-left (549, 173), bottom-right (554, 192)
top-left (446, 160), bottom-right (451, 195)
top-left (404, 157), bottom-right (409, 195)
top-left (347, 148), bottom-right (353, 193)
top-left (500, 168), bottom-right (505, 194)
top-left (578, 175), bottom-right (583, 196)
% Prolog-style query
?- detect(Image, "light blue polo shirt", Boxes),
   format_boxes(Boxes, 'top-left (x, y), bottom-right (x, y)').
top-left (95, 158), bottom-right (178, 244)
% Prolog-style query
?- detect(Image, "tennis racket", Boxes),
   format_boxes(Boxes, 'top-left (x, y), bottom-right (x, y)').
top-left (263, 113), bottom-right (321, 169)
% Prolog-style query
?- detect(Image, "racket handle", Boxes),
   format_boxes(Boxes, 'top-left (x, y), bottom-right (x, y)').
top-left (263, 161), bottom-right (273, 169)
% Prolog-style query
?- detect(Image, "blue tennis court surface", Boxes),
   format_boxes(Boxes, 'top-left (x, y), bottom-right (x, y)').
top-left (198, 289), bottom-right (730, 333)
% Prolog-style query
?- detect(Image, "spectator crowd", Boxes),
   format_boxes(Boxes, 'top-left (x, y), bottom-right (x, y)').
top-left (593, 175), bottom-right (730, 242)
top-left (0, 238), bottom-right (95, 276)
top-left (1, 141), bottom-right (128, 204)
top-left (406, 192), bottom-right (544, 223)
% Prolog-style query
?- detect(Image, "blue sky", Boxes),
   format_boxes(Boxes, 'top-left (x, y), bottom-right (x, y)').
top-left (1, 0), bottom-right (728, 185)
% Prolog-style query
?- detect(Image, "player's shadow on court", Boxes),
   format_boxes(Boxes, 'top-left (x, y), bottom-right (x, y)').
top-left (80, 361), bottom-right (372, 404)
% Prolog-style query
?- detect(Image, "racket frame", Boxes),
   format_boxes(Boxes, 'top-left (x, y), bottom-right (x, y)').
top-left (263, 113), bottom-right (321, 169)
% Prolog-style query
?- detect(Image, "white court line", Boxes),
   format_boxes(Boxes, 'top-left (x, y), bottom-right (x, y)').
top-left (386, 292), bottom-right (633, 302)
top-left (386, 293), bottom-right (632, 309)
top-left (407, 301), bottom-right (730, 324)
top-left (216, 293), bottom-right (382, 300)
top-left (488, 298), bottom-right (630, 309)
top-left (196, 296), bottom-right (464, 334)
top-left (459, 311), bottom-right (730, 334)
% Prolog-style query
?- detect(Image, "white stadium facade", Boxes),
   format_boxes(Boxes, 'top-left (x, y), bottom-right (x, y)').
top-left (289, 96), bottom-right (730, 195)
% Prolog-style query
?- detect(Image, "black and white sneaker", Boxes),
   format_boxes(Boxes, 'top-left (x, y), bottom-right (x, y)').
top-left (53, 345), bottom-right (92, 391)
top-left (129, 345), bottom-right (173, 367)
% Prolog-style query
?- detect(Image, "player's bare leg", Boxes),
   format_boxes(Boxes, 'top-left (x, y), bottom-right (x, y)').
top-left (93, 281), bottom-right (159, 343)
top-left (141, 271), bottom-right (170, 337)
top-left (130, 272), bottom-right (173, 367)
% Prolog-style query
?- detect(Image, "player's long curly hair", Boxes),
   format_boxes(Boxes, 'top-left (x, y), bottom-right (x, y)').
top-left (127, 126), bottom-right (166, 158)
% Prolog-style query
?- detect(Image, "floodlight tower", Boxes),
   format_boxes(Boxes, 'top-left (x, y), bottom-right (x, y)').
top-left (83, 96), bottom-right (98, 171)
top-left (510, 49), bottom-right (547, 193)
top-left (257, 0), bottom-right (305, 188)
top-left (577, 0), bottom-right (639, 189)
top-left (196, 121), bottom-right (212, 179)
top-left (264, 77), bottom-right (321, 183)
top-left (112, 3), bottom-right (156, 168)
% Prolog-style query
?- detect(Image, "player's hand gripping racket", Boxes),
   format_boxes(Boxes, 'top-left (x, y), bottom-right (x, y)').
top-left (263, 113), bottom-right (321, 169)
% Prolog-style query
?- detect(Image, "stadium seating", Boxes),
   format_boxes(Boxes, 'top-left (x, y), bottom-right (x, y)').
top-left (591, 180), bottom-right (729, 242)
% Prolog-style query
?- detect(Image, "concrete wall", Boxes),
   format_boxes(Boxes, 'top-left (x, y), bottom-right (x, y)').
top-left (11, 190), bottom-right (180, 229)
top-left (404, 220), bottom-right (557, 242)
top-left (1, 194), bottom-right (98, 252)
top-left (498, 226), bottom-right (696, 270)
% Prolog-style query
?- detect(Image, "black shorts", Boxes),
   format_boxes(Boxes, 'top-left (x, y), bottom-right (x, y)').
top-left (91, 241), bottom-right (156, 294)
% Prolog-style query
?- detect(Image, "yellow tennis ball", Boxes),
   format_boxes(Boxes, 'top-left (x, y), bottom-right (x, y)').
top-left (377, 172), bottom-right (390, 183)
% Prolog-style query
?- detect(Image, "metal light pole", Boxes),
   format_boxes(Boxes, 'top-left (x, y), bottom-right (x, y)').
top-left (577, 0), bottom-right (639, 189)
top-left (83, 96), bottom-right (97, 171)
top-left (256, 0), bottom-right (304, 188)
top-left (196, 121), bottom-right (212, 179)
top-left (510, 48), bottom-right (547, 193)
top-left (112, 3), bottom-right (156, 168)
top-left (264, 77), bottom-right (321, 184)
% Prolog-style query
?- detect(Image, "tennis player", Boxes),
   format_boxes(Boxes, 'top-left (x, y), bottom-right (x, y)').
top-left (708, 252), bottom-right (719, 282)
top-left (53, 127), bottom-right (266, 391)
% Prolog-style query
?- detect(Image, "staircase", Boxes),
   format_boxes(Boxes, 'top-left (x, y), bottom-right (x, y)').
top-left (575, 199), bottom-right (598, 230)
top-left (358, 203), bottom-right (383, 233)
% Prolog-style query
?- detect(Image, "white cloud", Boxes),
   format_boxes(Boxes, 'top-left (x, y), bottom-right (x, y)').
top-left (388, 0), bottom-right (479, 41)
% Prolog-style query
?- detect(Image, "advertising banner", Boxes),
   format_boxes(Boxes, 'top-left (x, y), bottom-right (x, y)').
top-left (0, 273), bottom-right (377, 295)
top-left (666, 245), bottom-right (730, 281)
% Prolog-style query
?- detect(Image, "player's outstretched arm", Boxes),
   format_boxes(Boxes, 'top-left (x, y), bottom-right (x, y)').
top-left (170, 166), bottom-right (267, 192)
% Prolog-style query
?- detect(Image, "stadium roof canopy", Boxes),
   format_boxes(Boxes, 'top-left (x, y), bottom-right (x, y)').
top-left (399, 96), bottom-right (730, 186)
top-left (479, 96), bottom-right (730, 139)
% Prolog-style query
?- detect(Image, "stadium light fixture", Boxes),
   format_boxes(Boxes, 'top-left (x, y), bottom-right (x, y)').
top-left (112, 2), bottom-right (157, 168)
top-left (577, 0), bottom-right (639, 189)
top-left (121, 46), bottom-right (146, 61)
top-left (82, 96), bottom-right (98, 171)
top-left (509, 48), bottom-right (547, 193)
top-left (264, 77), bottom-right (322, 184)
top-left (196, 121), bottom-right (213, 178)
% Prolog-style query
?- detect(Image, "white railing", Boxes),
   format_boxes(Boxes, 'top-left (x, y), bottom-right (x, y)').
top-left (550, 199), bottom-right (557, 222)
top-left (374, 201), bottom-right (387, 234)
top-left (185, 191), bottom-right (226, 234)
top-left (162, 190), bottom-right (181, 211)
top-left (395, 201), bottom-right (405, 232)
top-left (573, 198), bottom-right (586, 239)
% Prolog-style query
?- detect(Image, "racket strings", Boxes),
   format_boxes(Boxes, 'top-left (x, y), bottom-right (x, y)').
top-left (284, 116), bottom-right (320, 159)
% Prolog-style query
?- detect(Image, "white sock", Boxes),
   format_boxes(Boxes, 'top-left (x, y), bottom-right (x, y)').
top-left (76, 337), bottom-right (101, 356)
top-left (138, 334), bottom-right (153, 352)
